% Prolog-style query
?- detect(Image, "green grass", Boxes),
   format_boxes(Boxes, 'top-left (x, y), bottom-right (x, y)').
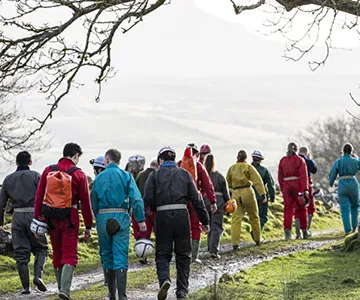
top-left (194, 237), bottom-right (360, 300)
top-left (0, 196), bottom-right (343, 295)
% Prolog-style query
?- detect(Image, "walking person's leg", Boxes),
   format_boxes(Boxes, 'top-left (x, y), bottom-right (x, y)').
top-left (156, 211), bottom-right (173, 300)
top-left (231, 191), bottom-right (244, 250)
top-left (242, 189), bottom-right (261, 244)
top-left (12, 213), bottom-right (31, 294)
top-left (174, 210), bottom-right (191, 299)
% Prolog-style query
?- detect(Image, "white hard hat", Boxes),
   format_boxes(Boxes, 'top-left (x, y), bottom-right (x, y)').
top-left (134, 239), bottom-right (154, 259)
top-left (157, 146), bottom-right (176, 163)
top-left (30, 219), bottom-right (48, 236)
top-left (252, 150), bottom-right (264, 160)
top-left (90, 156), bottom-right (106, 168)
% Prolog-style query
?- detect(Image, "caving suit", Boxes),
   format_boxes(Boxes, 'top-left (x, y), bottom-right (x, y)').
top-left (226, 162), bottom-right (266, 246)
top-left (278, 154), bottom-right (309, 230)
top-left (0, 166), bottom-right (48, 292)
top-left (91, 163), bottom-right (145, 271)
top-left (329, 154), bottom-right (360, 233)
top-left (251, 162), bottom-right (276, 231)
top-left (144, 161), bottom-right (209, 299)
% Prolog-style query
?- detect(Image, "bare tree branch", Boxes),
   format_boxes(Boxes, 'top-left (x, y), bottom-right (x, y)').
top-left (231, 0), bottom-right (266, 14)
top-left (0, 0), bottom-right (168, 149)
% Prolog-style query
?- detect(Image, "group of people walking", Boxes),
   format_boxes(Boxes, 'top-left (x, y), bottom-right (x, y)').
top-left (0, 141), bottom-right (359, 300)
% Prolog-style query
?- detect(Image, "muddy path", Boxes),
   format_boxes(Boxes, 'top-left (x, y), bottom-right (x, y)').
top-left (129, 238), bottom-right (340, 300)
top-left (2, 229), bottom-right (342, 300)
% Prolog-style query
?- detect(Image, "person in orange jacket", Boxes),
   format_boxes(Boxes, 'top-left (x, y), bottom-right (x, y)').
top-left (278, 142), bottom-right (309, 241)
top-left (178, 143), bottom-right (217, 263)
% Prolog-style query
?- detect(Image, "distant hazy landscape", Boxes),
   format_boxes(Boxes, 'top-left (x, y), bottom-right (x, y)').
top-left (0, 74), bottom-right (358, 182)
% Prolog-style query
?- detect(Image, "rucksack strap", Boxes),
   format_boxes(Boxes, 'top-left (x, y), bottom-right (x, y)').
top-left (50, 165), bottom-right (58, 172)
top-left (66, 166), bottom-right (80, 175)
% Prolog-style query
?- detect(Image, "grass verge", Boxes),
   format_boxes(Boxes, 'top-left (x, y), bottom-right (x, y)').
top-left (194, 235), bottom-right (360, 300)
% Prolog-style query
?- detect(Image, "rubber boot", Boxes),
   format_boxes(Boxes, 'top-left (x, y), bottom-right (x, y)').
top-left (302, 229), bottom-right (309, 240)
top-left (115, 269), bottom-right (128, 300)
top-left (294, 219), bottom-right (301, 239)
top-left (284, 229), bottom-right (291, 241)
top-left (308, 214), bottom-right (313, 237)
top-left (17, 263), bottom-right (30, 294)
top-left (33, 252), bottom-right (47, 292)
top-left (105, 269), bottom-right (116, 300)
top-left (59, 264), bottom-right (75, 300)
top-left (103, 268), bottom-right (108, 286)
top-left (54, 267), bottom-right (62, 292)
top-left (191, 239), bottom-right (201, 264)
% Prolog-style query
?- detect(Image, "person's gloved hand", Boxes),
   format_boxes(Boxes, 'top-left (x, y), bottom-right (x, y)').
top-left (210, 203), bottom-right (217, 214)
top-left (202, 225), bottom-right (210, 234)
top-left (139, 221), bottom-right (147, 232)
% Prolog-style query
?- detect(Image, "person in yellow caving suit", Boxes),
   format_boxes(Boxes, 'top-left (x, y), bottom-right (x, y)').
top-left (226, 150), bottom-right (266, 250)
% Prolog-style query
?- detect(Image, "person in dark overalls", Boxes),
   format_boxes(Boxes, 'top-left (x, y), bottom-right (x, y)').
top-left (203, 153), bottom-right (230, 259)
top-left (0, 151), bottom-right (48, 294)
top-left (144, 146), bottom-right (209, 300)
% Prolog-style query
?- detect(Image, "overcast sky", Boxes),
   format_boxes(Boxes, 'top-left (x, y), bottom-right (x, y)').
top-left (1, 0), bottom-right (360, 181)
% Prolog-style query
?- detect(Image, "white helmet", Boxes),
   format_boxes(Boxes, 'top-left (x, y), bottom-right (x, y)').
top-left (134, 239), bottom-right (154, 259)
top-left (30, 219), bottom-right (48, 236)
top-left (157, 146), bottom-right (176, 163)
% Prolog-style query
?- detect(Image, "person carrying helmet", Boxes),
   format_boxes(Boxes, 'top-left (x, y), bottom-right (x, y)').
top-left (132, 159), bottom-right (159, 264)
top-left (34, 143), bottom-right (93, 300)
top-left (251, 150), bottom-right (276, 232)
top-left (0, 151), bottom-right (48, 294)
top-left (226, 150), bottom-right (266, 250)
top-left (204, 153), bottom-right (230, 259)
top-left (91, 149), bottom-right (147, 300)
top-left (329, 143), bottom-right (360, 236)
top-left (199, 144), bottom-right (211, 164)
top-left (178, 143), bottom-right (216, 264)
top-left (144, 146), bottom-right (209, 300)
top-left (278, 142), bottom-right (309, 241)
top-left (296, 146), bottom-right (317, 238)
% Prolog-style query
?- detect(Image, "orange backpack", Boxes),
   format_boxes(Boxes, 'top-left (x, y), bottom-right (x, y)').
top-left (42, 165), bottom-right (79, 220)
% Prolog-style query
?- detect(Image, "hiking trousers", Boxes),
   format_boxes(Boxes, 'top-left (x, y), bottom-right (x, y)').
top-left (156, 209), bottom-right (191, 298)
top-left (205, 195), bottom-right (225, 254)
top-left (337, 178), bottom-right (359, 233)
top-left (49, 208), bottom-right (80, 268)
top-left (307, 185), bottom-right (316, 215)
top-left (231, 187), bottom-right (260, 245)
top-left (96, 212), bottom-right (130, 270)
top-left (12, 211), bottom-right (48, 269)
top-left (188, 202), bottom-right (202, 240)
top-left (257, 200), bottom-right (268, 231)
top-left (282, 182), bottom-right (307, 230)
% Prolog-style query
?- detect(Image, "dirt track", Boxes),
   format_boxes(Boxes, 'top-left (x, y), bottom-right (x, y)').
top-left (2, 229), bottom-right (342, 300)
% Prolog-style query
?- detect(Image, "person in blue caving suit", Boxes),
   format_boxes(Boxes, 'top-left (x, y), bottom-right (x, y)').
top-left (329, 143), bottom-right (360, 236)
top-left (91, 148), bottom-right (147, 300)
